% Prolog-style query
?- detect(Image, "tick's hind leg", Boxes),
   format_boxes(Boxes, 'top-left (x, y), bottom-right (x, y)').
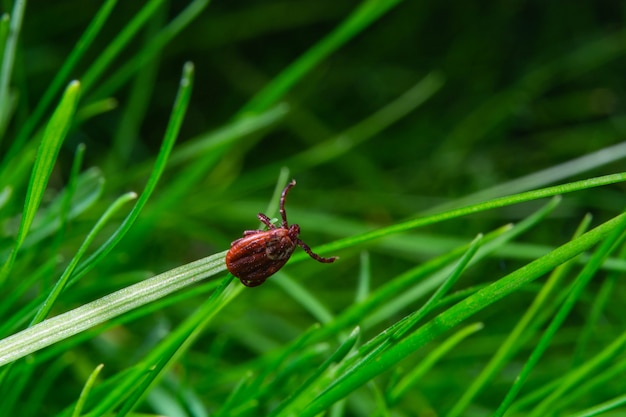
top-left (296, 239), bottom-right (338, 263)
top-left (257, 213), bottom-right (276, 229)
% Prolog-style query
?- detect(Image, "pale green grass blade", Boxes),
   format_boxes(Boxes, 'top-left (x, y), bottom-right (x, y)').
top-left (31, 280), bottom-right (221, 366)
top-left (239, 0), bottom-right (404, 114)
top-left (300, 211), bottom-right (626, 415)
top-left (0, 80), bottom-right (80, 284)
top-left (0, 250), bottom-right (227, 366)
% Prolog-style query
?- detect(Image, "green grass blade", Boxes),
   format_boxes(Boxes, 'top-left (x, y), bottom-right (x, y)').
top-left (4, 0), bottom-right (117, 164)
top-left (567, 393), bottom-right (626, 417)
top-left (300, 211), bottom-right (626, 416)
top-left (320, 196), bottom-right (560, 340)
top-left (445, 213), bottom-right (594, 417)
top-left (387, 322), bottom-right (484, 404)
top-left (0, 13), bottom-right (9, 78)
top-left (274, 273), bottom-right (335, 324)
top-left (0, 80), bottom-right (80, 284)
top-left (270, 327), bottom-right (360, 417)
top-left (301, 172), bottom-right (626, 260)
top-left (495, 215), bottom-right (626, 417)
top-left (0, 0), bottom-right (26, 138)
top-left (391, 233), bottom-right (483, 340)
top-left (80, 0), bottom-right (165, 93)
top-left (531, 330), bottom-right (626, 416)
top-left (72, 363), bottom-right (104, 417)
top-left (87, 0), bottom-right (209, 102)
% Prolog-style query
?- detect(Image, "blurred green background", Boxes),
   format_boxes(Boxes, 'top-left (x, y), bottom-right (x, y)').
top-left (2, 0), bottom-right (626, 415)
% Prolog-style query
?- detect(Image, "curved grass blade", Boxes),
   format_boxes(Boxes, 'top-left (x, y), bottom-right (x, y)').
top-left (0, 80), bottom-right (80, 284)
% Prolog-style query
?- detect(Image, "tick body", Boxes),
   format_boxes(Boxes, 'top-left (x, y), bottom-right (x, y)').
top-left (226, 180), bottom-right (337, 287)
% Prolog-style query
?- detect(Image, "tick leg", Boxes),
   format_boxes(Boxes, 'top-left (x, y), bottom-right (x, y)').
top-left (241, 278), bottom-right (266, 287)
top-left (257, 213), bottom-right (275, 229)
top-left (280, 180), bottom-right (296, 228)
top-left (296, 239), bottom-right (338, 263)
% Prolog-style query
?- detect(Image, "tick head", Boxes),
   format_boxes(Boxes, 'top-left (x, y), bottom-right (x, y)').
top-left (288, 224), bottom-right (300, 240)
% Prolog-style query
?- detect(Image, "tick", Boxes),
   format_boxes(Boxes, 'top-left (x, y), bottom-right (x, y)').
top-left (225, 179), bottom-right (338, 287)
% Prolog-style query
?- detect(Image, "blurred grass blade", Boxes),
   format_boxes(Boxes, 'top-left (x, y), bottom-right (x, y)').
top-left (72, 364), bottom-right (104, 417)
top-left (87, 0), bottom-right (209, 102)
top-left (239, 0), bottom-right (404, 115)
top-left (274, 273), bottom-right (335, 324)
top-left (0, 14), bottom-right (9, 82)
top-left (387, 322), bottom-right (484, 404)
top-left (236, 72), bottom-right (444, 190)
top-left (4, 0), bottom-right (117, 165)
top-left (80, 0), bottom-right (166, 93)
top-left (0, 80), bottom-right (81, 284)
top-left (0, 0), bottom-right (26, 138)
top-left (426, 141), bottom-right (626, 214)
top-left (271, 327), bottom-right (361, 417)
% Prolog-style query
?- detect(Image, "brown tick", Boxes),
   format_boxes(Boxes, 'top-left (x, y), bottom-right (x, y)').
top-left (226, 179), bottom-right (337, 287)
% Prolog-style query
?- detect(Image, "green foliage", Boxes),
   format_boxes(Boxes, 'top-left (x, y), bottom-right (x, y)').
top-left (0, 1), bottom-right (625, 417)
